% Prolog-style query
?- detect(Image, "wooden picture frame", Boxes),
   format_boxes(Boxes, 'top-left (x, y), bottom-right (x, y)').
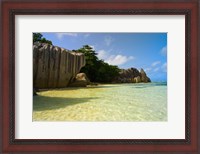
top-left (1, 0), bottom-right (199, 153)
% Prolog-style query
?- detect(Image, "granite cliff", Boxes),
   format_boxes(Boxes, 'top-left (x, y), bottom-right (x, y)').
top-left (116, 68), bottom-right (151, 83)
top-left (33, 43), bottom-right (85, 88)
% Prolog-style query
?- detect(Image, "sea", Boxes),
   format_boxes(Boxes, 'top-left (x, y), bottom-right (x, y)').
top-left (33, 82), bottom-right (167, 121)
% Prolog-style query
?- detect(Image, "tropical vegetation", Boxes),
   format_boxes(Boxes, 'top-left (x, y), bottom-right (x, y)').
top-left (33, 33), bottom-right (52, 45)
top-left (74, 45), bottom-right (120, 83)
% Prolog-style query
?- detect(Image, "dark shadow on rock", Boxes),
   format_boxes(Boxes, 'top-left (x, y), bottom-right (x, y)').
top-left (33, 95), bottom-right (99, 112)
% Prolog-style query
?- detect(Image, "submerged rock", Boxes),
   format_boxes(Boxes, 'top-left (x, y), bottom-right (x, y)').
top-left (33, 42), bottom-right (85, 88)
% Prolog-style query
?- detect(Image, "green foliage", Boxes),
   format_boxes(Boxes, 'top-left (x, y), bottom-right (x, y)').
top-left (40, 38), bottom-right (52, 45)
top-left (33, 33), bottom-right (52, 45)
top-left (33, 33), bottom-right (42, 43)
top-left (75, 45), bottom-right (120, 83)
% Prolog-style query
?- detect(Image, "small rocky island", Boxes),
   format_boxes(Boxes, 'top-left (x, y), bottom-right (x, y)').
top-left (33, 43), bottom-right (151, 91)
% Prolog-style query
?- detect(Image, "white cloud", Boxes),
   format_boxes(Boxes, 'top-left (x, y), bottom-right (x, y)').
top-left (56, 33), bottom-right (78, 39)
top-left (97, 50), bottom-right (107, 60)
top-left (153, 67), bottom-right (160, 72)
top-left (106, 55), bottom-right (134, 65)
top-left (84, 34), bottom-right (90, 38)
top-left (144, 68), bottom-right (152, 72)
top-left (104, 36), bottom-right (114, 46)
top-left (146, 61), bottom-right (167, 73)
top-left (151, 61), bottom-right (161, 67)
top-left (162, 62), bottom-right (167, 72)
top-left (97, 50), bottom-right (134, 66)
top-left (160, 46), bottom-right (167, 56)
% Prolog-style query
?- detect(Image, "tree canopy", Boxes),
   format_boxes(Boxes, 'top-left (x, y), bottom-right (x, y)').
top-left (33, 33), bottom-right (52, 45)
top-left (74, 45), bottom-right (120, 83)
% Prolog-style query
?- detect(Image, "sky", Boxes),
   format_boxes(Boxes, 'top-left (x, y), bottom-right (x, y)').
top-left (41, 32), bottom-right (167, 82)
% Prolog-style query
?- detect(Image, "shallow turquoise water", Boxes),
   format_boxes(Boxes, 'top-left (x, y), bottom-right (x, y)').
top-left (33, 83), bottom-right (167, 121)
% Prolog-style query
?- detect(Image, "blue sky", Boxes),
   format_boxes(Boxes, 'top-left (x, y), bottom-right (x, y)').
top-left (41, 32), bottom-right (167, 82)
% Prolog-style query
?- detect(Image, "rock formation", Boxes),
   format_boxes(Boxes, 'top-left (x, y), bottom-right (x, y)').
top-left (116, 68), bottom-right (151, 83)
top-left (133, 76), bottom-right (141, 83)
top-left (69, 73), bottom-right (91, 87)
top-left (140, 68), bottom-right (151, 83)
top-left (33, 42), bottom-right (85, 88)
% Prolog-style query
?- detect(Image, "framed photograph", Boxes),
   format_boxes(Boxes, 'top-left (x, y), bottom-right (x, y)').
top-left (1, 0), bottom-right (199, 153)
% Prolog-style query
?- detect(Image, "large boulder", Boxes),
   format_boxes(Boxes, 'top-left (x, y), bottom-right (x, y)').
top-left (68, 73), bottom-right (90, 87)
top-left (33, 42), bottom-right (85, 88)
top-left (75, 73), bottom-right (90, 84)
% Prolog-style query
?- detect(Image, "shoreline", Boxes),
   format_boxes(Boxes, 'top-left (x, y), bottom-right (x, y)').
top-left (34, 82), bottom-right (167, 93)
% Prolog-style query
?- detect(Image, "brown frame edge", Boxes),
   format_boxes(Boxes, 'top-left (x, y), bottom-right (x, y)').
top-left (1, 0), bottom-right (199, 153)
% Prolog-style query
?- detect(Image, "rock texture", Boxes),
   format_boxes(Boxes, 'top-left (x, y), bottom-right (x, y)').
top-left (140, 68), bottom-right (151, 83)
top-left (116, 68), bottom-right (151, 83)
top-left (33, 42), bottom-right (85, 88)
top-left (69, 73), bottom-right (90, 87)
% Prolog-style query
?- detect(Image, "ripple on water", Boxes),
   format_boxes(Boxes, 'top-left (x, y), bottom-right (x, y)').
top-left (33, 83), bottom-right (167, 122)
